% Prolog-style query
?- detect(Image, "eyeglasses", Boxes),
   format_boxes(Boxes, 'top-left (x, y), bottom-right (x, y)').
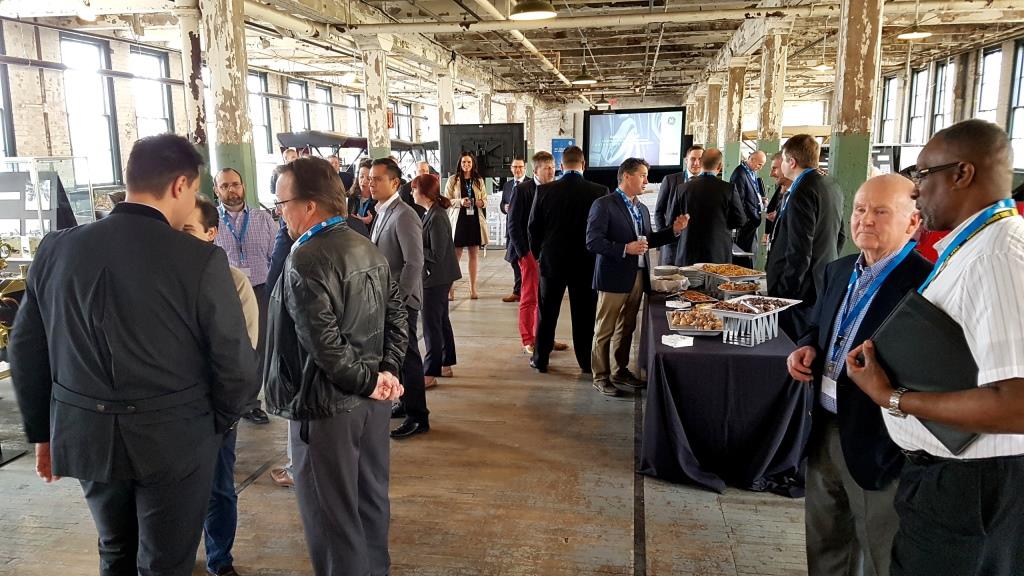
top-left (908, 162), bottom-right (960, 186)
top-left (273, 198), bottom-right (297, 209)
top-left (218, 182), bottom-right (243, 191)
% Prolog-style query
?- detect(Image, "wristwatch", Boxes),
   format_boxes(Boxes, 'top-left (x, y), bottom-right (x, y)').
top-left (888, 387), bottom-right (910, 419)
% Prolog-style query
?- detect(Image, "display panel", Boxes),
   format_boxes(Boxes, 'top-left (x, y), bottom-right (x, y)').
top-left (585, 108), bottom-right (684, 168)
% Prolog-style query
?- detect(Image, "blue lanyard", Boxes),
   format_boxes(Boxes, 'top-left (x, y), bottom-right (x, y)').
top-left (829, 241), bottom-right (917, 362)
top-left (919, 198), bottom-right (1018, 293)
top-left (616, 188), bottom-right (644, 237)
top-left (291, 216), bottom-right (344, 252)
top-left (699, 172), bottom-right (717, 178)
top-left (359, 199), bottom-right (371, 217)
top-left (219, 205), bottom-right (250, 263)
top-left (463, 179), bottom-right (475, 201)
top-left (777, 168), bottom-right (815, 222)
top-left (743, 165), bottom-right (763, 196)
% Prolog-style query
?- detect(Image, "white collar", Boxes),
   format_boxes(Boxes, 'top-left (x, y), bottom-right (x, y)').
top-left (377, 192), bottom-right (401, 211)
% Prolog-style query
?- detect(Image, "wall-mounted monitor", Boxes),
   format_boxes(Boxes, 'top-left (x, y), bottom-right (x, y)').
top-left (583, 107), bottom-right (686, 169)
top-left (440, 123), bottom-right (526, 179)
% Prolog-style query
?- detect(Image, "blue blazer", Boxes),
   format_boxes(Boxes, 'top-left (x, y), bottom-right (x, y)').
top-left (729, 164), bottom-right (764, 223)
top-left (586, 193), bottom-right (677, 294)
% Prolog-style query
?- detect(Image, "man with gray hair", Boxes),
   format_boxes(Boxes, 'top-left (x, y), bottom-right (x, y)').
top-left (788, 174), bottom-right (930, 576)
top-left (729, 150), bottom-right (767, 267)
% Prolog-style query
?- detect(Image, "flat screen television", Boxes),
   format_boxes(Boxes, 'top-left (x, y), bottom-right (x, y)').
top-left (583, 107), bottom-right (686, 169)
top-left (440, 123), bottom-right (526, 179)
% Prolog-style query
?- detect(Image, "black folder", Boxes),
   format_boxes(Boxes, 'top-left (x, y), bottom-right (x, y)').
top-left (870, 291), bottom-right (980, 455)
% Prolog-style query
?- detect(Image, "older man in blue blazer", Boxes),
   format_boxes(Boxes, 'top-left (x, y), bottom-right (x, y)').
top-left (586, 158), bottom-right (688, 396)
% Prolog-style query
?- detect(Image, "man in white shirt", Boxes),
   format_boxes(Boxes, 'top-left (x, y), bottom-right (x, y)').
top-left (848, 119), bottom-right (1024, 576)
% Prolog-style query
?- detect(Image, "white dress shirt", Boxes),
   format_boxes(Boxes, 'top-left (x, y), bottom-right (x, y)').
top-left (882, 208), bottom-right (1024, 458)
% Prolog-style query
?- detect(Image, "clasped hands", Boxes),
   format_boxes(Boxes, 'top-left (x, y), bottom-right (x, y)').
top-left (370, 370), bottom-right (405, 402)
top-left (461, 198), bottom-right (485, 209)
top-left (786, 340), bottom-right (896, 408)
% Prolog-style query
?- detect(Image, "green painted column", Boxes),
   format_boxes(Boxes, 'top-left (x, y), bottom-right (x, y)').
top-left (722, 57), bottom-right (747, 178)
top-left (831, 0), bottom-right (885, 255)
top-left (200, 0), bottom-right (258, 206)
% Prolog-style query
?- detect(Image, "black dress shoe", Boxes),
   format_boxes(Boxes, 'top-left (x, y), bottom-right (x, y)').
top-left (391, 402), bottom-right (407, 419)
top-left (529, 358), bottom-right (548, 373)
top-left (241, 407), bottom-right (269, 425)
top-left (209, 566), bottom-right (240, 576)
top-left (391, 419), bottom-right (429, 439)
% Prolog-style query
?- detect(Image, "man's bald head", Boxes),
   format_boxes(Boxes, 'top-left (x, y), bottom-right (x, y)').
top-left (851, 174), bottom-right (921, 261)
top-left (746, 150), bottom-right (767, 171)
top-left (701, 148), bottom-right (723, 173)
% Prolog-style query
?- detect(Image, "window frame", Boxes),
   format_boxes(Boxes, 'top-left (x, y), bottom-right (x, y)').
top-left (930, 60), bottom-right (951, 136)
top-left (129, 45), bottom-right (174, 138)
top-left (347, 93), bottom-right (363, 136)
top-left (0, 26), bottom-right (16, 157)
top-left (60, 33), bottom-right (122, 185)
top-left (976, 47), bottom-right (1003, 123)
top-left (314, 85), bottom-right (334, 131)
top-left (287, 79), bottom-right (310, 131)
top-left (247, 71), bottom-right (273, 156)
top-left (905, 68), bottom-right (929, 144)
top-left (878, 76), bottom-right (898, 144)
top-left (1008, 42), bottom-right (1024, 168)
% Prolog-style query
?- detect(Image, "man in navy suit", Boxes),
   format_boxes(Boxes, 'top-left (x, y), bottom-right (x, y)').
top-left (654, 145), bottom-right (703, 265)
top-left (586, 158), bottom-right (688, 396)
top-left (500, 157), bottom-right (528, 303)
top-left (787, 174), bottom-right (930, 576)
top-left (729, 150), bottom-right (767, 268)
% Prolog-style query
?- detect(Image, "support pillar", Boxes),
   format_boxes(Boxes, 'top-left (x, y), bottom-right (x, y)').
top-left (506, 99), bottom-right (517, 123)
top-left (756, 32), bottom-right (788, 269)
top-left (705, 77), bottom-right (723, 149)
top-left (358, 37), bottom-right (393, 159)
top-left (175, 0), bottom-right (212, 197)
top-left (526, 104), bottom-right (536, 156)
top-left (723, 57), bottom-right (747, 177)
top-left (479, 91), bottom-right (492, 123)
top-left (200, 0), bottom-right (257, 205)
top-left (692, 94), bottom-right (706, 145)
top-left (831, 0), bottom-right (884, 255)
top-left (437, 74), bottom-right (454, 126)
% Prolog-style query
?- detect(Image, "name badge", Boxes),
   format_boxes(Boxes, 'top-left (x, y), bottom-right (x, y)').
top-left (822, 376), bottom-right (838, 406)
top-left (467, 206), bottom-right (475, 216)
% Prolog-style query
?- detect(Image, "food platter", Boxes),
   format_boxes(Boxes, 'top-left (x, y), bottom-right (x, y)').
top-left (708, 295), bottom-right (802, 319)
top-left (665, 309), bottom-right (723, 336)
top-left (677, 290), bottom-right (718, 304)
top-left (697, 263), bottom-right (766, 280)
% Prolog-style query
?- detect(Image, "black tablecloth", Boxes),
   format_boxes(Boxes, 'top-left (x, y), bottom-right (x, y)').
top-left (639, 295), bottom-right (812, 496)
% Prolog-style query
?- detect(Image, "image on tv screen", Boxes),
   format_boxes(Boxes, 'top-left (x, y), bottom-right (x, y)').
top-left (587, 110), bottom-right (683, 168)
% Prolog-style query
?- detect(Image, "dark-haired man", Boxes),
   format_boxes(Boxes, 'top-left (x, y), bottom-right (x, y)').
top-left (766, 134), bottom-right (845, 340)
top-left (847, 120), bottom-right (1024, 576)
top-left (370, 157), bottom-right (429, 440)
top-left (500, 157), bottom-right (527, 303)
top-left (267, 157), bottom-right (407, 575)
top-left (10, 134), bottom-right (258, 575)
top-left (655, 145), bottom-right (703, 265)
top-left (672, 148), bottom-right (747, 266)
top-left (214, 167), bottom-right (276, 425)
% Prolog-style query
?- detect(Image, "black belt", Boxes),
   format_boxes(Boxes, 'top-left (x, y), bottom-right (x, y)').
top-left (52, 381), bottom-right (209, 415)
top-left (902, 449), bottom-right (953, 467)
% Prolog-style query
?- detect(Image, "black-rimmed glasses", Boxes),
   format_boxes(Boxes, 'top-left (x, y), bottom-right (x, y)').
top-left (273, 198), bottom-right (297, 209)
top-left (908, 162), bottom-right (960, 186)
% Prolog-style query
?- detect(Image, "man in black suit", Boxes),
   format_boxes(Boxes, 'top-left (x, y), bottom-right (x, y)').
top-left (500, 157), bottom-right (528, 303)
top-left (672, 148), bottom-right (747, 265)
top-left (528, 145), bottom-right (608, 373)
top-left (766, 134), bottom-right (846, 340)
top-left (586, 158), bottom-right (688, 396)
top-left (9, 134), bottom-right (258, 575)
top-left (729, 150), bottom-right (767, 268)
top-left (654, 145), bottom-right (703, 265)
top-left (787, 174), bottom-right (930, 576)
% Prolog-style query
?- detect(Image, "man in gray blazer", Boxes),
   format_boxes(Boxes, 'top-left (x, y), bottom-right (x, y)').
top-left (370, 157), bottom-right (430, 439)
top-left (654, 145), bottom-right (703, 265)
top-left (10, 134), bottom-right (258, 575)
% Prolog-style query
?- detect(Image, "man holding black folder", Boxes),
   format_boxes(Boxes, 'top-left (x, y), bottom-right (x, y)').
top-left (847, 120), bottom-right (1024, 576)
top-left (788, 174), bottom-right (930, 576)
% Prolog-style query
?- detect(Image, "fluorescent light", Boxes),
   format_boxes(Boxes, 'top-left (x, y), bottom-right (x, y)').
top-left (509, 0), bottom-right (557, 21)
top-left (811, 62), bottom-right (833, 72)
top-left (897, 28), bottom-right (933, 41)
top-left (77, 1), bottom-right (97, 21)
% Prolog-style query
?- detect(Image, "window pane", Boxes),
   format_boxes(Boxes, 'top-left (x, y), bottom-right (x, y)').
top-left (62, 38), bottom-right (117, 184)
top-left (978, 49), bottom-right (1002, 119)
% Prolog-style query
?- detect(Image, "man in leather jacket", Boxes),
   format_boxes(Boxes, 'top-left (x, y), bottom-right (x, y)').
top-left (264, 157), bottom-right (408, 576)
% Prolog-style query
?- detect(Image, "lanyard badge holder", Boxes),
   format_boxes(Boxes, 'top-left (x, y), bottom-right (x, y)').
top-left (465, 181), bottom-right (476, 217)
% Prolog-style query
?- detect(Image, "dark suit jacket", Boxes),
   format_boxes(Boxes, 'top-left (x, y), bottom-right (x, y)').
top-left (766, 170), bottom-right (846, 310)
top-left (268, 218), bottom-right (293, 291)
top-left (587, 193), bottom-right (677, 293)
top-left (654, 171), bottom-right (689, 229)
top-left (765, 184), bottom-right (785, 238)
top-left (673, 174), bottom-right (747, 265)
top-left (339, 171), bottom-right (354, 192)
top-left (399, 180), bottom-right (427, 218)
top-left (422, 204), bottom-right (462, 289)
top-left (9, 202), bottom-right (258, 482)
top-left (729, 164), bottom-right (765, 223)
top-left (798, 251), bottom-right (933, 490)
top-left (501, 179), bottom-right (521, 263)
top-left (506, 179), bottom-right (536, 261)
top-left (528, 173), bottom-right (608, 280)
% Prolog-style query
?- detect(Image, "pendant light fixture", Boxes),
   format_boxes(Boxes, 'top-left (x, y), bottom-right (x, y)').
top-left (897, 0), bottom-right (933, 41)
top-left (509, 0), bottom-right (557, 21)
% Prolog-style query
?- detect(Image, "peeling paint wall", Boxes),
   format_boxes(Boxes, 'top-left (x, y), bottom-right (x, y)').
top-left (437, 74), bottom-right (454, 129)
top-left (831, 0), bottom-right (884, 136)
top-left (705, 80), bottom-right (723, 147)
top-left (725, 60), bottom-right (746, 142)
top-left (361, 49), bottom-right (390, 157)
top-left (759, 33), bottom-right (787, 142)
top-left (479, 92), bottom-right (492, 123)
top-left (200, 0), bottom-right (252, 145)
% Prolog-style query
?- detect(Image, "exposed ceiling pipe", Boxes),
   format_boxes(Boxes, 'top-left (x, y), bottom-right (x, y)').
top-left (244, 1), bottom-right (323, 37)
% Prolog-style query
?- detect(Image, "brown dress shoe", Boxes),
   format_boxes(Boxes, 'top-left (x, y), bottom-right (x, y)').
top-left (441, 366), bottom-right (454, 378)
top-left (424, 376), bottom-right (438, 389)
top-left (269, 467), bottom-right (294, 488)
top-left (502, 294), bottom-right (520, 303)
top-left (553, 341), bottom-right (569, 351)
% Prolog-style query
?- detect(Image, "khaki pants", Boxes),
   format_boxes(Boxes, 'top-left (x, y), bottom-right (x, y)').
top-left (592, 271), bottom-right (644, 382)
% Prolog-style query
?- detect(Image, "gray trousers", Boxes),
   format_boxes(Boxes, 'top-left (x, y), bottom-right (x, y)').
top-left (806, 416), bottom-right (899, 576)
top-left (291, 400), bottom-right (391, 576)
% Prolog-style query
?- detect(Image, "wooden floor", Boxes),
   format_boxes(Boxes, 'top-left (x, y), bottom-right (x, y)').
top-left (0, 253), bottom-right (807, 576)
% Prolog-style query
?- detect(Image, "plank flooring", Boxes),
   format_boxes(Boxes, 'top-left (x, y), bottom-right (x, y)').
top-left (0, 252), bottom-right (807, 575)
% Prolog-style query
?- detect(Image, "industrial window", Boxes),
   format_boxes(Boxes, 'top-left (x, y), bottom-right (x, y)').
top-left (60, 35), bottom-right (121, 185)
top-left (976, 48), bottom-right (1002, 123)
top-left (906, 68), bottom-right (929, 144)
top-left (930, 61), bottom-right (953, 136)
top-left (878, 77), bottom-right (898, 143)
top-left (130, 47), bottom-right (173, 139)
top-left (247, 72), bottom-right (272, 156)
top-left (313, 86), bottom-right (333, 131)
top-left (1008, 44), bottom-right (1024, 168)
top-left (388, 101), bottom-right (398, 140)
top-left (400, 102), bottom-right (413, 141)
top-left (287, 80), bottom-right (310, 131)
top-left (0, 28), bottom-right (14, 157)
top-left (347, 94), bottom-right (362, 136)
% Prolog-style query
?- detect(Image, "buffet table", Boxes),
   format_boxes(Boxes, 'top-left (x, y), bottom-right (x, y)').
top-left (639, 294), bottom-right (812, 496)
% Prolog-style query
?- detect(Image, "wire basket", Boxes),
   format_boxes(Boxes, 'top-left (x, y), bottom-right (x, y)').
top-left (721, 313), bottom-right (779, 347)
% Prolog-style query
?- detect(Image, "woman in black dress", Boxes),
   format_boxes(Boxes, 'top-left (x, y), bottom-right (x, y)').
top-left (413, 174), bottom-right (462, 387)
top-left (444, 153), bottom-right (489, 299)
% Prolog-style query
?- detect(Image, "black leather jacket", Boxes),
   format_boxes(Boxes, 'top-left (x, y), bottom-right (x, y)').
top-left (264, 221), bottom-right (408, 421)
